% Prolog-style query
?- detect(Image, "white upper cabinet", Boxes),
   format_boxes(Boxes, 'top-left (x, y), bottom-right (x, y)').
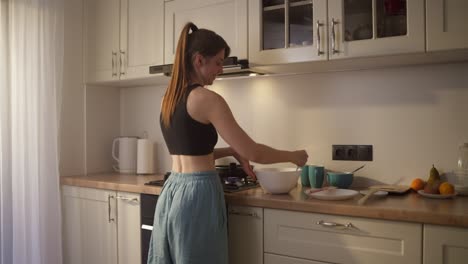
top-left (249, 0), bottom-right (425, 65)
top-left (164, 0), bottom-right (248, 64)
top-left (426, 0), bottom-right (468, 51)
top-left (84, 0), bottom-right (120, 82)
top-left (85, 0), bottom-right (164, 83)
top-left (120, 0), bottom-right (164, 79)
top-left (249, 0), bottom-right (328, 65)
top-left (328, 0), bottom-right (425, 60)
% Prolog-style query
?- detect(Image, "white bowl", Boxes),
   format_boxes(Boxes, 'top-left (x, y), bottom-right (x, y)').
top-left (255, 167), bottom-right (300, 194)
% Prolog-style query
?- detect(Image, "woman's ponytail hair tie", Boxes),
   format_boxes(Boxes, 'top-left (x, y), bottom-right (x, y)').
top-left (189, 23), bottom-right (198, 34)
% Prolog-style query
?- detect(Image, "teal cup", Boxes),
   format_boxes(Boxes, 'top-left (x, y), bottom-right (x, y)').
top-left (308, 165), bottom-right (324, 188)
top-left (300, 166), bottom-right (310, 186)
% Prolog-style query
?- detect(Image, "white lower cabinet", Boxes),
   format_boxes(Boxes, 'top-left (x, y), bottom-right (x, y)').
top-left (62, 186), bottom-right (141, 264)
top-left (228, 206), bottom-right (263, 264)
top-left (116, 191), bottom-right (141, 264)
top-left (424, 224), bottom-right (468, 264)
top-left (62, 186), bottom-right (86, 264)
top-left (264, 209), bottom-right (422, 264)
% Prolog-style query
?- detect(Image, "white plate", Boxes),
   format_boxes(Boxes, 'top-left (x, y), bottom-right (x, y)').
top-left (359, 190), bottom-right (388, 197)
top-left (305, 189), bottom-right (359, 201)
top-left (454, 185), bottom-right (468, 196)
top-left (417, 190), bottom-right (457, 199)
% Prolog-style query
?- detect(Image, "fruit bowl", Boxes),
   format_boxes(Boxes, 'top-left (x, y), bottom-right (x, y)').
top-left (255, 167), bottom-right (299, 194)
top-left (417, 190), bottom-right (457, 199)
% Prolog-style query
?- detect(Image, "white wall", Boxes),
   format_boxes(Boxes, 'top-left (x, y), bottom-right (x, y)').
top-left (121, 62), bottom-right (468, 186)
top-left (60, 0), bottom-right (85, 176)
top-left (86, 86), bottom-right (121, 173)
top-left (120, 86), bottom-right (168, 174)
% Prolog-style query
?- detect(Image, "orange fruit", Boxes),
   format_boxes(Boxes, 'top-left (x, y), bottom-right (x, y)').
top-left (439, 182), bottom-right (455, 195)
top-left (410, 178), bottom-right (425, 191)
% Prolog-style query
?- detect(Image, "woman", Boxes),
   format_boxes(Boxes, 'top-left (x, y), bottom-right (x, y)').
top-left (148, 22), bottom-right (308, 264)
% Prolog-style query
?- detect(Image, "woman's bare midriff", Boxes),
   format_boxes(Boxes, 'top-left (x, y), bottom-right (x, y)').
top-left (171, 153), bottom-right (216, 173)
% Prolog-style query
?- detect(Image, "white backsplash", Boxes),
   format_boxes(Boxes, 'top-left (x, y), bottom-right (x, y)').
top-left (120, 62), bottom-right (468, 186)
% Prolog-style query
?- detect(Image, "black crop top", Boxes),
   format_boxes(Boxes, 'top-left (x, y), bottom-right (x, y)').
top-left (160, 84), bottom-right (218, 155)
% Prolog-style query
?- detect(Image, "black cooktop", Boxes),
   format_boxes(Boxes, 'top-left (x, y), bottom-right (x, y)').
top-left (144, 172), bottom-right (171, 187)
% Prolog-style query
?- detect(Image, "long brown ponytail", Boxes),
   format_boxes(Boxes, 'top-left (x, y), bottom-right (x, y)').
top-left (161, 22), bottom-right (230, 128)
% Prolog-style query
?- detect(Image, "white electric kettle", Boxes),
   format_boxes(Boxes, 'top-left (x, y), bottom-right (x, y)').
top-left (112, 136), bottom-right (138, 173)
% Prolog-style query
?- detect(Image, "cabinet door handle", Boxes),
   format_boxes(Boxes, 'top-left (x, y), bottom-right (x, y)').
top-left (108, 195), bottom-right (115, 223)
top-left (120, 50), bottom-right (126, 75)
top-left (331, 18), bottom-right (339, 54)
top-left (116, 195), bottom-right (139, 204)
top-left (316, 20), bottom-right (324, 56)
top-left (228, 210), bottom-right (259, 218)
top-left (111, 51), bottom-right (117, 76)
top-left (316, 220), bottom-right (357, 230)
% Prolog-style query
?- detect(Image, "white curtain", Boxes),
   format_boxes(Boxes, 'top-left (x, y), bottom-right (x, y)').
top-left (0, 0), bottom-right (64, 263)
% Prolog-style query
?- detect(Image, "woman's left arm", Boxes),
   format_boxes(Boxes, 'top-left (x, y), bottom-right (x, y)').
top-left (213, 147), bottom-right (234, 160)
top-left (213, 147), bottom-right (257, 180)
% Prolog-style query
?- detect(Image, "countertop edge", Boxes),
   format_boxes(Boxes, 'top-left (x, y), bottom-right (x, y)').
top-left (224, 195), bottom-right (468, 227)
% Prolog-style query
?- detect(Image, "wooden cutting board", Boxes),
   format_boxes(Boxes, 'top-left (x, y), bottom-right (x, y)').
top-left (369, 184), bottom-right (410, 194)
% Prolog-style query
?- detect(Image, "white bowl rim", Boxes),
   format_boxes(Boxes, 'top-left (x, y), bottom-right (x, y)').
top-left (254, 167), bottom-right (298, 173)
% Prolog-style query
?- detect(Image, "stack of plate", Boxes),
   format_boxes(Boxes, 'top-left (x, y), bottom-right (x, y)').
top-left (454, 169), bottom-right (468, 195)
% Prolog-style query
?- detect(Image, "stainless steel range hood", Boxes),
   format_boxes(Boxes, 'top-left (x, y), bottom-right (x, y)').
top-left (148, 57), bottom-right (264, 78)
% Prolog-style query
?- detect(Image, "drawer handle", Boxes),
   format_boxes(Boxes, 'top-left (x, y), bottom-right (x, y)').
top-left (229, 210), bottom-right (259, 218)
top-left (116, 195), bottom-right (139, 203)
top-left (141, 224), bottom-right (153, 231)
top-left (316, 220), bottom-right (357, 230)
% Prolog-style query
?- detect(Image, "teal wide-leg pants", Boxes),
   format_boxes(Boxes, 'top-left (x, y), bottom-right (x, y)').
top-left (147, 170), bottom-right (228, 264)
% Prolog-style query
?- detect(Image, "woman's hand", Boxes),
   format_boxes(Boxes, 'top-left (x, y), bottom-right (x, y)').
top-left (291, 150), bottom-right (308, 167)
top-left (232, 150), bottom-right (257, 181)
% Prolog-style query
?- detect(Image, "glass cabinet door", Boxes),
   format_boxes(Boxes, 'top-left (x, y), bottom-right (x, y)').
top-left (289, 0), bottom-right (314, 48)
top-left (343, 0), bottom-right (407, 42)
top-left (328, 0), bottom-right (424, 59)
top-left (263, 0), bottom-right (286, 50)
top-left (250, 0), bottom-right (327, 65)
top-left (375, 0), bottom-right (408, 38)
top-left (262, 0), bottom-right (314, 50)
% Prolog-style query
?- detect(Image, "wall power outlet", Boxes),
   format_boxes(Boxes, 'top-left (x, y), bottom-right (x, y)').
top-left (332, 145), bottom-right (373, 161)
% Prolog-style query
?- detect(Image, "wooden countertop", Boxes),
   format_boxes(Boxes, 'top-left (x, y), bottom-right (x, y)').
top-left (61, 173), bottom-right (468, 228)
top-left (60, 173), bottom-right (165, 195)
top-left (225, 187), bottom-right (468, 228)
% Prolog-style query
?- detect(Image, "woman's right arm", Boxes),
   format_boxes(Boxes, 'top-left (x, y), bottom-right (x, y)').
top-left (204, 91), bottom-right (308, 166)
